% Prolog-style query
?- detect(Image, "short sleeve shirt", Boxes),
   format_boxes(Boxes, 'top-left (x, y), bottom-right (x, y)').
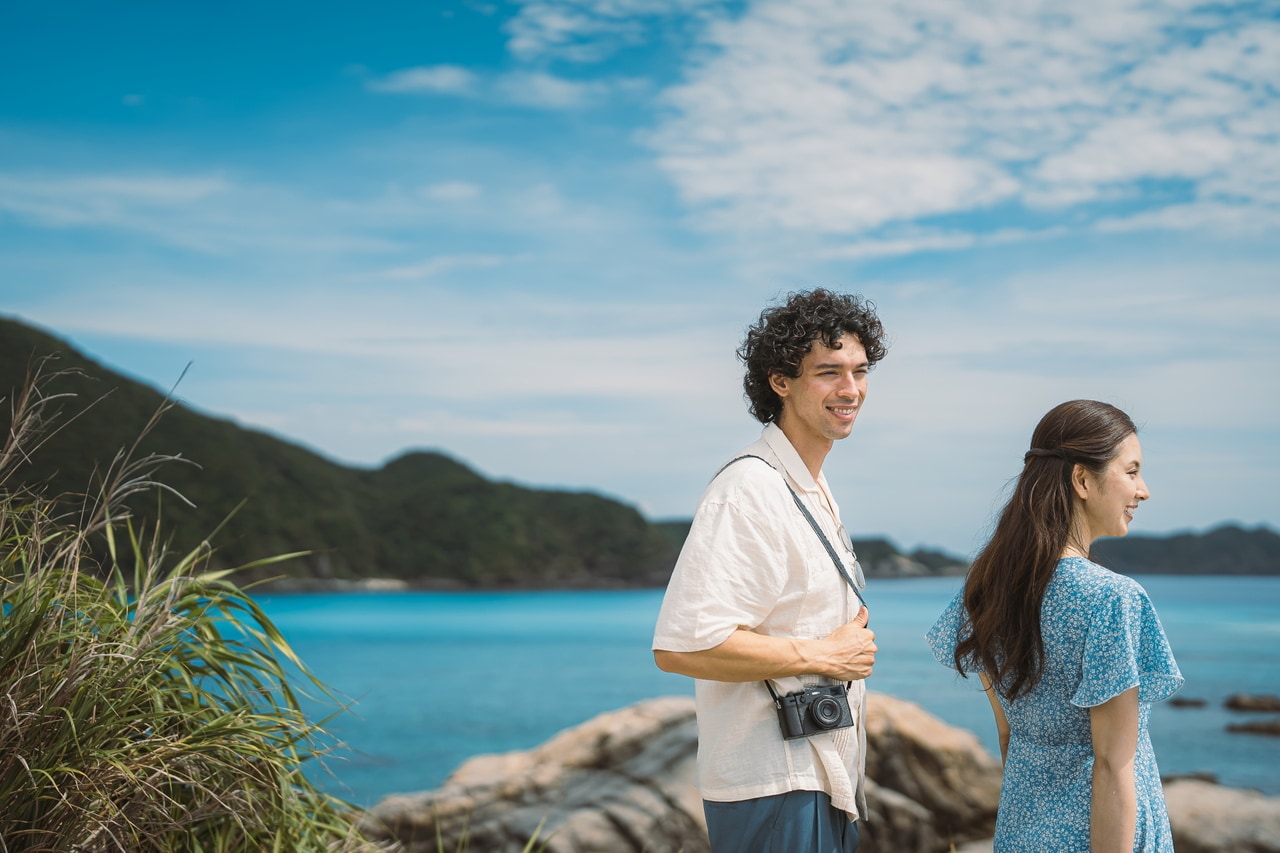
top-left (652, 424), bottom-right (868, 820)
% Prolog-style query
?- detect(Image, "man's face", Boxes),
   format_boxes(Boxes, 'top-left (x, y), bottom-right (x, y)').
top-left (769, 335), bottom-right (869, 455)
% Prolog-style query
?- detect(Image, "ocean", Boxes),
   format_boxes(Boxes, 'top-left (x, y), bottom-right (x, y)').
top-left (255, 576), bottom-right (1280, 808)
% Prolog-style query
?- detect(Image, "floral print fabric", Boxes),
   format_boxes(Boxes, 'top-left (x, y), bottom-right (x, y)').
top-left (926, 557), bottom-right (1184, 852)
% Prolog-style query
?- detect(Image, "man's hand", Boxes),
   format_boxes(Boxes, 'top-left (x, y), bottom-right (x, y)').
top-left (815, 606), bottom-right (877, 681)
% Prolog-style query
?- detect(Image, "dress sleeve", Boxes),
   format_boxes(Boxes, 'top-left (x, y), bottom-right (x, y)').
top-left (1070, 578), bottom-right (1184, 707)
top-left (925, 591), bottom-right (970, 673)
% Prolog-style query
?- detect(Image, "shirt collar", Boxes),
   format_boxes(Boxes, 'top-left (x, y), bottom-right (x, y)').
top-left (762, 422), bottom-right (822, 493)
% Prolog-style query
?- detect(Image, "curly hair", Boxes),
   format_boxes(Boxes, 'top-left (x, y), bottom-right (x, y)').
top-left (737, 289), bottom-right (888, 424)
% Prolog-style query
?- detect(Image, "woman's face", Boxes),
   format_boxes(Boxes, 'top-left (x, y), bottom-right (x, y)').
top-left (1079, 433), bottom-right (1151, 541)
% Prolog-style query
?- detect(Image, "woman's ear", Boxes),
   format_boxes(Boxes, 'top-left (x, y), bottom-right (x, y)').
top-left (1070, 463), bottom-right (1091, 501)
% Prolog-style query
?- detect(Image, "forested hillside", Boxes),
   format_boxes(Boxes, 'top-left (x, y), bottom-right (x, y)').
top-left (1092, 524), bottom-right (1280, 575)
top-left (0, 317), bottom-right (676, 588)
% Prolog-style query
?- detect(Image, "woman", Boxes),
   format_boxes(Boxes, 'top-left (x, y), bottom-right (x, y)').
top-left (926, 400), bottom-right (1183, 852)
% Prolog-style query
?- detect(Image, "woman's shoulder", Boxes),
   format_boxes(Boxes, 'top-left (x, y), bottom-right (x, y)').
top-left (1053, 556), bottom-right (1149, 603)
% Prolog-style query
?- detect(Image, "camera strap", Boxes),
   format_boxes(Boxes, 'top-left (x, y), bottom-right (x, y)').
top-left (715, 454), bottom-right (868, 705)
top-left (717, 454), bottom-right (868, 609)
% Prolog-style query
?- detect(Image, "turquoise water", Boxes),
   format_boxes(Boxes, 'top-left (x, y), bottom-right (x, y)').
top-left (256, 576), bottom-right (1280, 807)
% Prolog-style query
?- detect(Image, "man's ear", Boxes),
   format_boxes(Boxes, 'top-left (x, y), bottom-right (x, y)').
top-left (1070, 463), bottom-right (1091, 501)
top-left (768, 372), bottom-right (790, 399)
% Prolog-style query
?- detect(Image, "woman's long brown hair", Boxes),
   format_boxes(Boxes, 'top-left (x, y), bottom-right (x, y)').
top-left (955, 400), bottom-right (1137, 700)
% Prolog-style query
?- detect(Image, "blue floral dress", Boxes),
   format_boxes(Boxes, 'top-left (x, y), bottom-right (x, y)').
top-left (926, 557), bottom-right (1184, 852)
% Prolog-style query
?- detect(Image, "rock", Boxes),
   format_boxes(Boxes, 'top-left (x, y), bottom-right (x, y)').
top-left (359, 695), bottom-right (1280, 853)
top-left (1228, 719), bottom-right (1280, 736)
top-left (1163, 771), bottom-right (1219, 785)
top-left (860, 779), bottom-right (938, 852)
top-left (1169, 696), bottom-right (1207, 708)
top-left (359, 692), bottom-right (1003, 853)
top-left (954, 842), bottom-right (993, 853)
top-left (862, 693), bottom-right (1002, 851)
top-left (1225, 693), bottom-right (1280, 712)
top-left (865, 553), bottom-right (936, 578)
top-left (358, 696), bottom-right (706, 853)
top-left (954, 778), bottom-right (1280, 853)
top-left (1165, 778), bottom-right (1280, 853)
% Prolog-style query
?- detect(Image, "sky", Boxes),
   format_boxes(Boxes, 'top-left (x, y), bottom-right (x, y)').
top-left (1, 0), bottom-right (1278, 558)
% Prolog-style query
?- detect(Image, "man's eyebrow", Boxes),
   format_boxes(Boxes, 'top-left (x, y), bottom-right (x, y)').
top-left (813, 360), bottom-right (870, 370)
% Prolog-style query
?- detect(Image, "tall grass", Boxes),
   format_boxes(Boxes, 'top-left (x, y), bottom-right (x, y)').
top-left (0, 359), bottom-right (385, 852)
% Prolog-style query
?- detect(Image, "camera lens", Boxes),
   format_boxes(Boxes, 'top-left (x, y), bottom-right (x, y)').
top-left (811, 696), bottom-right (843, 728)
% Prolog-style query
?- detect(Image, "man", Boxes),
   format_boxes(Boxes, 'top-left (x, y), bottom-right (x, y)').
top-left (653, 289), bottom-right (887, 853)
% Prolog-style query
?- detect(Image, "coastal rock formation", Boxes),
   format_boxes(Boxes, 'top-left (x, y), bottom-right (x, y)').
top-left (1227, 719), bottom-right (1280, 736)
top-left (861, 693), bottom-right (1002, 851)
top-left (1226, 693), bottom-right (1280, 713)
top-left (359, 696), bottom-right (704, 853)
top-left (358, 695), bottom-right (1280, 853)
top-left (1165, 778), bottom-right (1280, 853)
top-left (957, 780), bottom-right (1280, 853)
top-left (1224, 693), bottom-right (1280, 737)
top-left (359, 692), bottom-right (1001, 853)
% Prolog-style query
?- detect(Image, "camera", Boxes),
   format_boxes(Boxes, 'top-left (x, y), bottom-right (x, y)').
top-left (773, 683), bottom-right (854, 740)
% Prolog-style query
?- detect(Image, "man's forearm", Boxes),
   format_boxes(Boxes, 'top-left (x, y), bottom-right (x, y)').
top-left (656, 628), bottom-right (843, 682)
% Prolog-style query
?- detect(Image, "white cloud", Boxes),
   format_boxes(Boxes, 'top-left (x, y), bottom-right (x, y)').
top-left (376, 253), bottom-right (508, 281)
top-left (505, 0), bottom-right (724, 62)
top-left (368, 64), bottom-right (608, 109)
top-left (818, 232), bottom-right (977, 261)
top-left (368, 65), bottom-right (479, 95)
top-left (13, 275), bottom-right (737, 411)
top-left (645, 0), bottom-right (1280, 238)
top-left (0, 171), bottom-right (395, 255)
top-left (1033, 117), bottom-right (1235, 188)
top-left (0, 174), bottom-right (230, 228)
top-left (421, 181), bottom-right (482, 202)
top-left (1094, 201), bottom-right (1280, 234)
top-left (493, 71), bottom-right (603, 108)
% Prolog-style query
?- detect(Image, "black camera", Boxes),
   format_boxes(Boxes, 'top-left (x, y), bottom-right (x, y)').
top-left (773, 683), bottom-right (854, 740)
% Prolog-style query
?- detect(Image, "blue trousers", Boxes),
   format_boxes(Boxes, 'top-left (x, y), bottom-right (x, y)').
top-left (703, 790), bottom-right (860, 853)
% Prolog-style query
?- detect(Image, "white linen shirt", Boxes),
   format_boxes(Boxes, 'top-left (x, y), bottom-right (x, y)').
top-left (652, 423), bottom-right (869, 820)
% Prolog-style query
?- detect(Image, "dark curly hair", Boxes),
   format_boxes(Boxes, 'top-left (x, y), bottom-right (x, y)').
top-left (738, 289), bottom-right (888, 425)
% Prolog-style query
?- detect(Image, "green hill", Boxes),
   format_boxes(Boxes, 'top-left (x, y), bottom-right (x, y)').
top-left (0, 317), bottom-right (676, 588)
top-left (1092, 524), bottom-right (1280, 575)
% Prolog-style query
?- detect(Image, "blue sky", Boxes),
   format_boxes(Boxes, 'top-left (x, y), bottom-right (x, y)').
top-left (1, 0), bottom-right (1277, 557)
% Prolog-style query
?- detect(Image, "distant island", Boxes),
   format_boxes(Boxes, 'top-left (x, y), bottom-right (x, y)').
top-left (3, 315), bottom-right (1277, 590)
top-left (1092, 525), bottom-right (1280, 575)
